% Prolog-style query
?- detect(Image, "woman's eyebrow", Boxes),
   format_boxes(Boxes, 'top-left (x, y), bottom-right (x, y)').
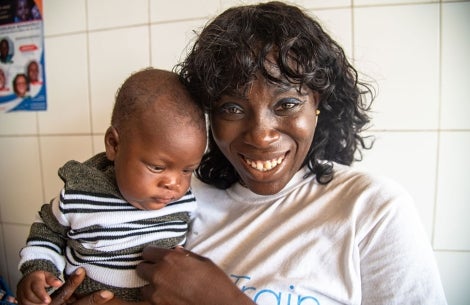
top-left (271, 83), bottom-right (308, 96)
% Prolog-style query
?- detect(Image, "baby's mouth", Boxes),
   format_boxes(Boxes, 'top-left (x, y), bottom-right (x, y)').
top-left (243, 155), bottom-right (285, 172)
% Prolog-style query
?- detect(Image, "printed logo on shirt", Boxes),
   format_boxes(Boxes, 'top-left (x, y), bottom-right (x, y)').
top-left (231, 274), bottom-right (320, 305)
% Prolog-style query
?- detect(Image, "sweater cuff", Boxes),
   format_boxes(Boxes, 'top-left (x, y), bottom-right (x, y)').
top-left (20, 259), bottom-right (62, 279)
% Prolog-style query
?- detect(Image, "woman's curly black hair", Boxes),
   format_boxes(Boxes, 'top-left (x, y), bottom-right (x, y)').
top-left (176, 1), bottom-right (374, 189)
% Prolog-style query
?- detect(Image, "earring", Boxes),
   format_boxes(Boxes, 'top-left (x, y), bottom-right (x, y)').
top-left (316, 109), bottom-right (320, 116)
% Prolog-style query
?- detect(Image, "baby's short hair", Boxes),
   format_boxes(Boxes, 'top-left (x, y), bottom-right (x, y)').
top-left (111, 68), bottom-right (205, 134)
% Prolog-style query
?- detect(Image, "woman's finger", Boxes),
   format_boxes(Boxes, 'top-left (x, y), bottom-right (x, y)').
top-left (135, 260), bottom-right (156, 284)
top-left (141, 245), bottom-right (167, 261)
top-left (68, 291), bottom-right (114, 305)
top-left (137, 246), bottom-right (168, 281)
top-left (49, 268), bottom-right (85, 305)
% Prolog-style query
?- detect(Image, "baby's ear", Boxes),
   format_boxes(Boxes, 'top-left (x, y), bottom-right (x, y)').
top-left (104, 126), bottom-right (119, 161)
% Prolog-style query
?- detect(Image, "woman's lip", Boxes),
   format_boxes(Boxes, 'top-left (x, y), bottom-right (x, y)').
top-left (241, 153), bottom-right (287, 172)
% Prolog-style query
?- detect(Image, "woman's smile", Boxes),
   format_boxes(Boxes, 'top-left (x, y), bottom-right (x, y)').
top-left (242, 153), bottom-right (286, 172)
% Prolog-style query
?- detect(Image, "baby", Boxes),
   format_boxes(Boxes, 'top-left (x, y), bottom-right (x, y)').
top-left (17, 68), bottom-right (207, 303)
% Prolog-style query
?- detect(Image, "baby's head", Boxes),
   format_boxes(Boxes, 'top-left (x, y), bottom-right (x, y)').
top-left (105, 68), bottom-right (207, 210)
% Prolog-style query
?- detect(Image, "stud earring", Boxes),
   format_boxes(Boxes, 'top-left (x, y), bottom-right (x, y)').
top-left (316, 109), bottom-right (320, 116)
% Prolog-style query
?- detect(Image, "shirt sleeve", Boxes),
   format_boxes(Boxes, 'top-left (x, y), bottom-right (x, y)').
top-left (357, 178), bottom-right (447, 305)
top-left (18, 196), bottom-right (69, 278)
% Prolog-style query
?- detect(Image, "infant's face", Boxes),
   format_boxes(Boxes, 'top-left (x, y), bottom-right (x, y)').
top-left (108, 119), bottom-right (206, 211)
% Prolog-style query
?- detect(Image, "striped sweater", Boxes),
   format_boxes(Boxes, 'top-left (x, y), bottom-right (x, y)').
top-left (18, 153), bottom-right (196, 301)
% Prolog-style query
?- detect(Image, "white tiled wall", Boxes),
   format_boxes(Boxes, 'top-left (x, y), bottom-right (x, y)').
top-left (0, 0), bottom-right (468, 303)
top-left (354, 4), bottom-right (440, 130)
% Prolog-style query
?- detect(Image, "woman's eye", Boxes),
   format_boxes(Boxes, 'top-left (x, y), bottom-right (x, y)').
top-left (275, 98), bottom-right (302, 113)
top-left (214, 102), bottom-right (244, 120)
top-left (221, 103), bottom-right (243, 114)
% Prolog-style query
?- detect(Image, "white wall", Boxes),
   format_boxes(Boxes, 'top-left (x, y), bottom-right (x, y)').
top-left (0, 0), bottom-right (469, 303)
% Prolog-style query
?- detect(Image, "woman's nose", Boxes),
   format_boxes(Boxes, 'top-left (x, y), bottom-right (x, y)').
top-left (244, 112), bottom-right (280, 148)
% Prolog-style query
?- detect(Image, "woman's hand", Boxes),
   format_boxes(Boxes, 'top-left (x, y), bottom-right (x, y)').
top-left (49, 268), bottom-right (114, 305)
top-left (136, 246), bottom-right (254, 305)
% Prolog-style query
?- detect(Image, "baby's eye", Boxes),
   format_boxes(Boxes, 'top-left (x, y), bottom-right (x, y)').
top-left (182, 169), bottom-right (194, 175)
top-left (148, 165), bottom-right (165, 173)
top-left (183, 165), bottom-right (199, 175)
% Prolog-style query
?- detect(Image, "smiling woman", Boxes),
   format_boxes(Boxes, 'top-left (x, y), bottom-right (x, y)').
top-left (141, 2), bottom-right (446, 304)
top-left (49, 2), bottom-right (447, 305)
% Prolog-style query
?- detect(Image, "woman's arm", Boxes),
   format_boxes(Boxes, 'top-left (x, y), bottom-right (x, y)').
top-left (50, 247), bottom-right (255, 305)
top-left (136, 246), bottom-right (255, 305)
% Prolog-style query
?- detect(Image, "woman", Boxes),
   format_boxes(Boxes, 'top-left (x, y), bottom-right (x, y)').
top-left (50, 2), bottom-right (447, 304)
top-left (27, 60), bottom-right (42, 85)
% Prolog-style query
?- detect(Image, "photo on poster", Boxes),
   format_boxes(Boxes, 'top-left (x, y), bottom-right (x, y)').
top-left (0, 0), bottom-right (46, 113)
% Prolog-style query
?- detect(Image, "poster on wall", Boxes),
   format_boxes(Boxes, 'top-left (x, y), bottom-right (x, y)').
top-left (0, 0), bottom-right (46, 113)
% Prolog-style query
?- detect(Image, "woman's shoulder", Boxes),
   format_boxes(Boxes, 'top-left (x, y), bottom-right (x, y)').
top-left (330, 162), bottom-right (416, 218)
top-left (314, 163), bottom-right (415, 218)
top-left (332, 162), bottom-right (409, 194)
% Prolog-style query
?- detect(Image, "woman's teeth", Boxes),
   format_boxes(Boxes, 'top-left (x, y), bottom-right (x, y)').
top-left (244, 156), bottom-right (285, 172)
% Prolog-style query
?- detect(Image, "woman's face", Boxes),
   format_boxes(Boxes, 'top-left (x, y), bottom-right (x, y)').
top-left (28, 62), bottom-right (39, 82)
top-left (211, 75), bottom-right (319, 195)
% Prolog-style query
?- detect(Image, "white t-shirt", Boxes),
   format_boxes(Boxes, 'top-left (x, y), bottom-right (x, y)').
top-left (187, 164), bottom-right (447, 305)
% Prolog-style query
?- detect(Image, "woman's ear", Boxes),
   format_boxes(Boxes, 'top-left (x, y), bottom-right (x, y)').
top-left (313, 92), bottom-right (321, 128)
top-left (104, 126), bottom-right (119, 161)
top-left (312, 91), bottom-right (320, 109)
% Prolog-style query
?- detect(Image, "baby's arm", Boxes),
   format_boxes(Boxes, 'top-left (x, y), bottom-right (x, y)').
top-left (17, 270), bottom-right (63, 305)
top-left (18, 199), bottom-right (69, 304)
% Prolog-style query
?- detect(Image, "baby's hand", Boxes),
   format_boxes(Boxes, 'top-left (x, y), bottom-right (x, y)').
top-left (17, 271), bottom-right (63, 305)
